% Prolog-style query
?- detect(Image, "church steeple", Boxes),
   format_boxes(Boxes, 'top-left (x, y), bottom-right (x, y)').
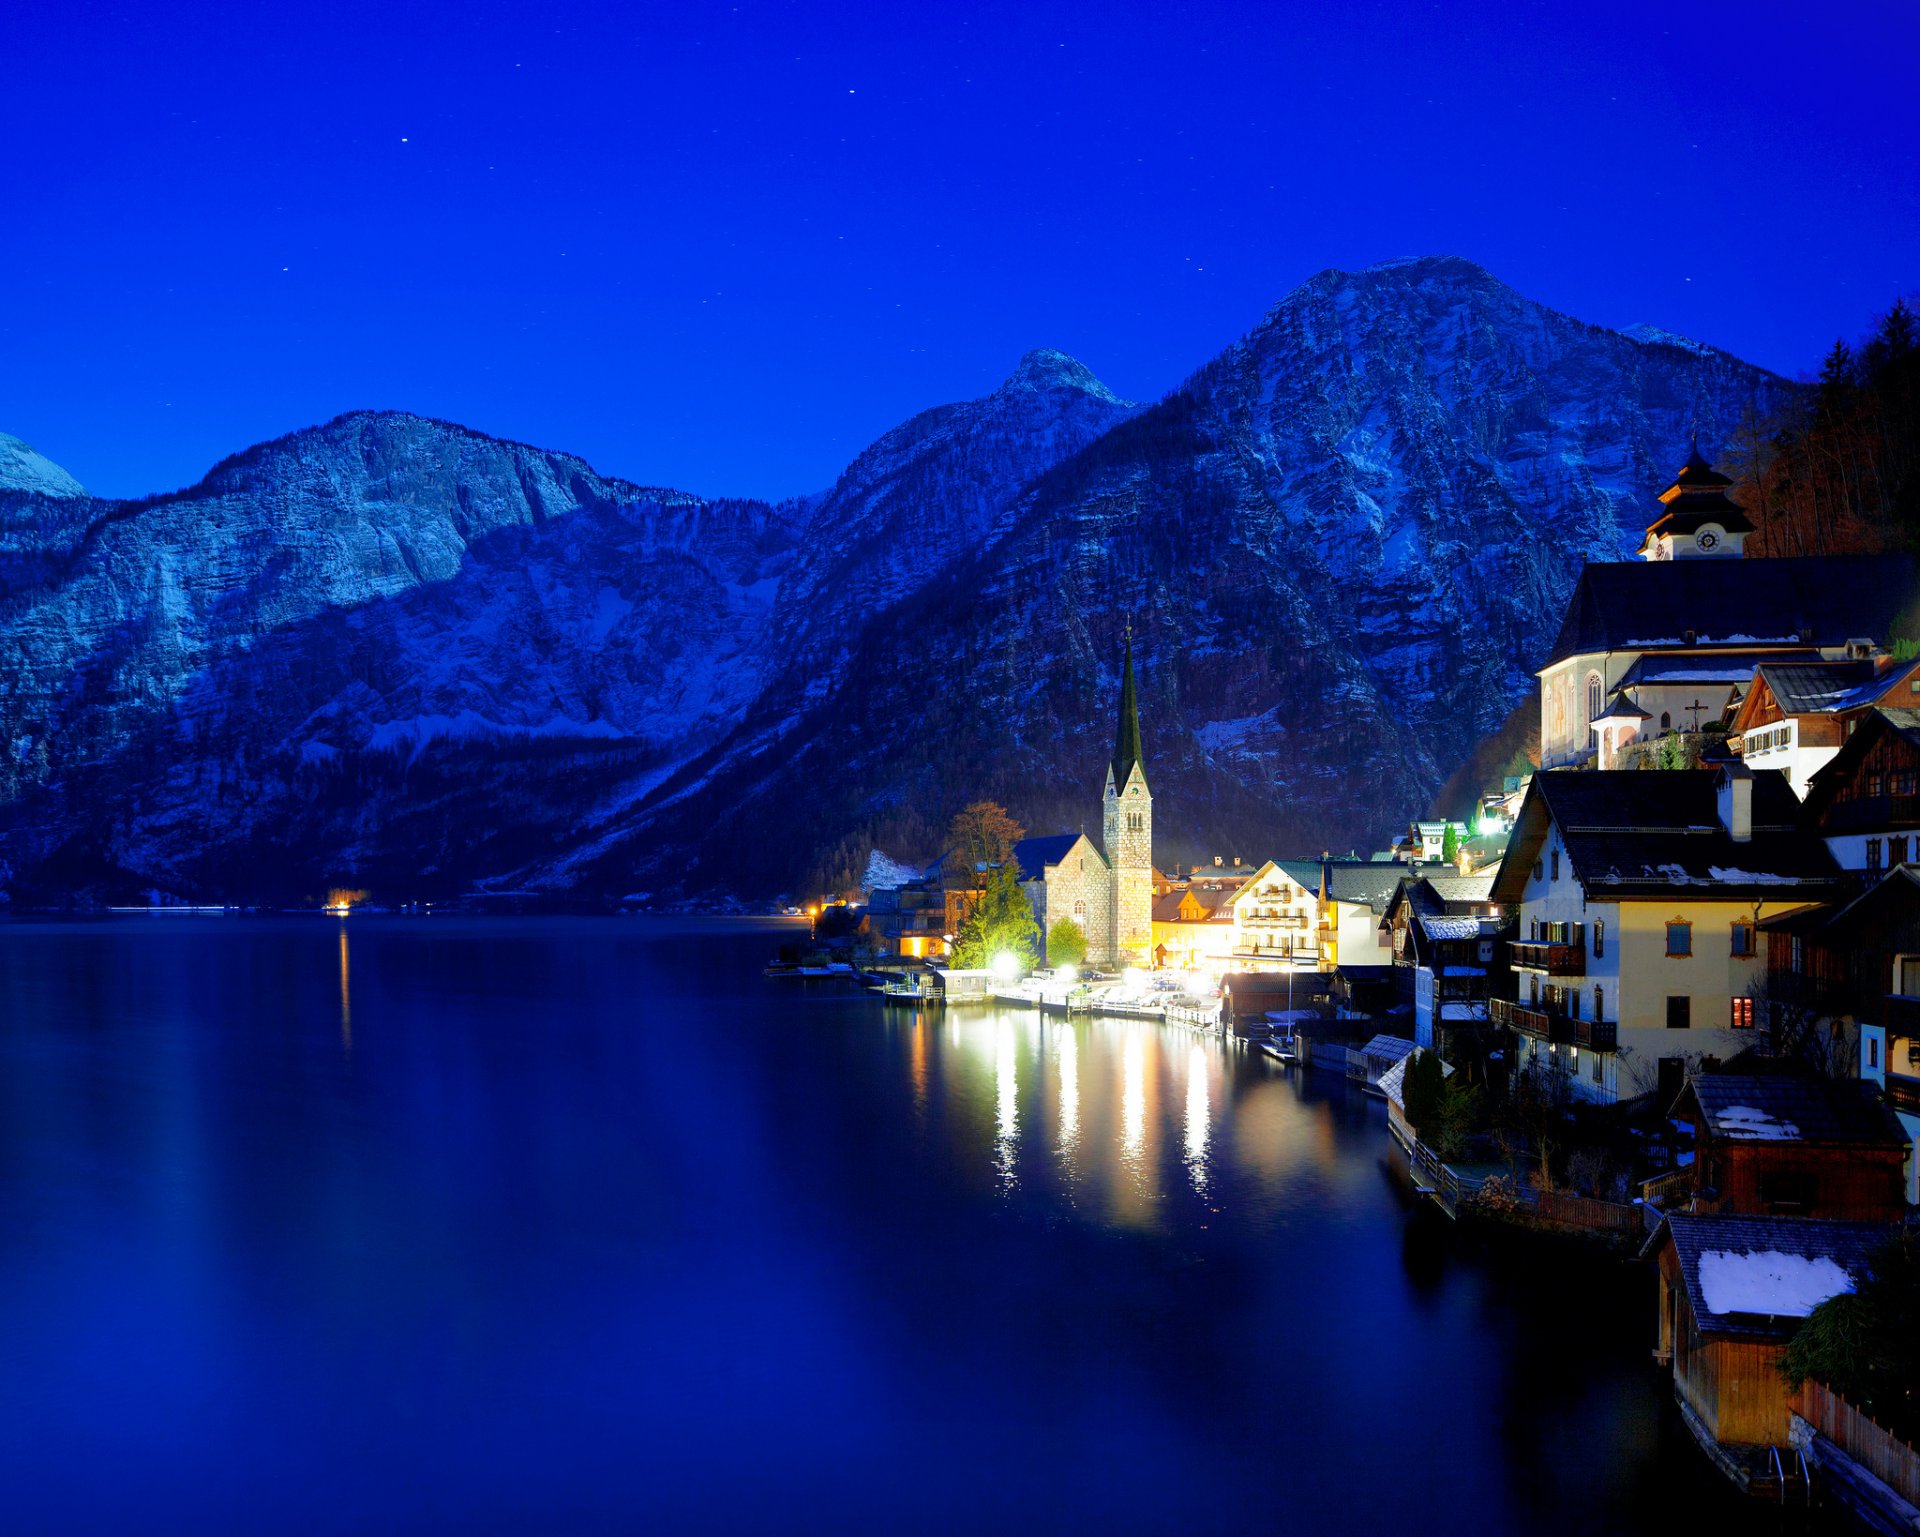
top-left (1638, 438), bottom-right (1753, 560)
top-left (1112, 624), bottom-right (1144, 787)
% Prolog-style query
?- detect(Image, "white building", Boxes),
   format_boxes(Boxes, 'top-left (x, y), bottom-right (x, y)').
top-left (1490, 763), bottom-right (1840, 1105)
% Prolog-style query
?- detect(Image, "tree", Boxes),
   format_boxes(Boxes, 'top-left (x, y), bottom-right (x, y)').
top-left (1781, 1232), bottom-right (1920, 1443)
top-left (1440, 822), bottom-right (1461, 865)
top-left (1046, 917), bottom-right (1086, 969)
top-left (1403, 1050), bottom-right (1447, 1135)
top-left (944, 801), bottom-right (1024, 887)
top-left (950, 860), bottom-right (1039, 972)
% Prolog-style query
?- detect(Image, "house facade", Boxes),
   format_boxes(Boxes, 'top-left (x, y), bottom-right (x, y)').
top-left (1225, 859), bottom-right (1322, 970)
top-left (1490, 765), bottom-right (1839, 1104)
top-left (1730, 656), bottom-right (1920, 796)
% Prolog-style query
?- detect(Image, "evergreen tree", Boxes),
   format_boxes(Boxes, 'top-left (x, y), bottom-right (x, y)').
top-left (1402, 1050), bottom-right (1447, 1136)
top-left (950, 860), bottom-right (1040, 971)
top-left (1441, 823), bottom-right (1461, 864)
top-left (1780, 1232), bottom-right (1920, 1442)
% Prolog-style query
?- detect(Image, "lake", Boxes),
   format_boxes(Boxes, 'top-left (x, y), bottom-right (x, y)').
top-left (0, 916), bottom-right (1755, 1533)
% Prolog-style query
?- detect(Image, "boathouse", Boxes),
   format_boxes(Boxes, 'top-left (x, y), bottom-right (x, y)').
top-left (1646, 1213), bottom-right (1891, 1456)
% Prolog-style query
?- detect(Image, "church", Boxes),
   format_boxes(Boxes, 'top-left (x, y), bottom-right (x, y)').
top-left (1011, 631), bottom-right (1155, 969)
top-left (1537, 442), bottom-right (1916, 771)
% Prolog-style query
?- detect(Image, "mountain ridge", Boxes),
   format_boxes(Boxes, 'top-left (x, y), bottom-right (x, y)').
top-left (0, 259), bottom-right (1801, 903)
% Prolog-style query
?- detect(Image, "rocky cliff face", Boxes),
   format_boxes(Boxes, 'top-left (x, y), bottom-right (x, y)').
top-left (0, 259), bottom-right (1796, 903)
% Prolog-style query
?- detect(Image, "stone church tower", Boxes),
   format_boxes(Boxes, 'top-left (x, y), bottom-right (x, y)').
top-left (1101, 627), bottom-right (1153, 967)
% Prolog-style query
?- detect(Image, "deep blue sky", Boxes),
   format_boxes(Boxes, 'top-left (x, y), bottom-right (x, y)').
top-left (5, 0), bottom-right (1916, 502)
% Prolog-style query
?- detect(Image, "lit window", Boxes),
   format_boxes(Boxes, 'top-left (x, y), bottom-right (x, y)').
top-left (1730, 996), bottom-right (1755, 1029)
top-left (1666, 921), bottom-right (1692, 957)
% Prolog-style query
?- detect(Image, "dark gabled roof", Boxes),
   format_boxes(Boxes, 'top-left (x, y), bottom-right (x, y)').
top-left (1682, 1074), bottom-right (1908, 1148)
top-left (1804, 706), bottom-right (1920, 818)
top-left (1491, 768), bottom-right (1839, 904)
top-left (1643, 445), bottom-right (1755, 538)
top-left (1615, 651), bottom-right (1782, 690)
top-left (1359, 1034), bottom-right (1416, 1064)
top-left (1273, 859), bottom-right (1326, 891)
top-left (1751, 658), bottom-right (1891, 717)
top-left (1651, 1213), bottom-right (1892, 1340)
top-left (1420, 872), bottom-right (1496, 906)
top-left (1763, 864), bottom-right (1920, 938)
top-left (1010, 833), bottom-right (1092, 882)
top-left (1325, 864), bottom-right (1407, 912)
top-left (1151, 890), bottom-right (1187, 923)
top-left (1543, 553), bottom-right (1917, 668)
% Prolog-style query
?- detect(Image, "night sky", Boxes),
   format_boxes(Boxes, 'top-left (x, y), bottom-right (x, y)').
top-left (5, 0), bottom-right (1915, 501)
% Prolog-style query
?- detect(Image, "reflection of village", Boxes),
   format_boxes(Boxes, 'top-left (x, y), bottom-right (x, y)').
top-left (805, 447), bottom-right (1920, 1522)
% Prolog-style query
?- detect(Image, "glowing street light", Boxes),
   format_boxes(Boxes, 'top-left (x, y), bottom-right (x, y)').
top-left (991, 951), bottom-right (1021, 982)
top-left (1056, 963), bottom-right (1078, 985)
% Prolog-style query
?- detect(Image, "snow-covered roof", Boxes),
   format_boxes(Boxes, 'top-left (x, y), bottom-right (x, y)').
top-left (1419, 915), bottom-right (1486, 941)
top-left (1359, 1034), bottom-right (1416, 1064)
top-left (1685, 1074), bottom-right (1906, 1147)
top-left (1653, 1214), bottom-right (1888, 1337)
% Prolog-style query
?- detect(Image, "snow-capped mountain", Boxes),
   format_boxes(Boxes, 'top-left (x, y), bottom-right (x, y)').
top-left (0, 433), bottom-right (86, 499)
top-left (0, 259), bottom-right (1796, 903)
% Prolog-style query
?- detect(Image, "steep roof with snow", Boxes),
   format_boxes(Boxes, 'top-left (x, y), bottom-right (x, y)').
top-left (1682, 1074), bottom-right (1907, 1148)
top-left (1652, 1213), bottom-right (1891, 1338)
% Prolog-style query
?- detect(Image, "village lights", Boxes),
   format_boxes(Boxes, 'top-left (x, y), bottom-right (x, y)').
top-left (991, 951), bottom-right (1021, 981)
top-left (1056, 963), bottom-right (1077, 985)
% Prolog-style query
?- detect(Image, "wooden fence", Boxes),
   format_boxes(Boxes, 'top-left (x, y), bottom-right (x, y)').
top-left (1530, 1189), bottom-right (1645, 1238)
top-left (1639, 1166), bottom-right (1695, 1211)
top-left (1794, 1381), bottom-right (1920, 1506)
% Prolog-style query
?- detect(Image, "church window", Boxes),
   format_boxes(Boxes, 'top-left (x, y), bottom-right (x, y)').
top-left (1660, 711), bottom-right (1672, 731)
top-left (1073, 900), bottom-right (1086, 917)
top-left (1586, 673), bottom-right (1602, 722)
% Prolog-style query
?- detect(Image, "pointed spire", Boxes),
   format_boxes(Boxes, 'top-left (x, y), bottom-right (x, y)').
top-left (1112, 622), bottom-right (1144, 788)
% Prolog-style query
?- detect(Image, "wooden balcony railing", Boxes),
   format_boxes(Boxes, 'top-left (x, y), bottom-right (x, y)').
top-left (1510, 940), bottom-right (1585, 975)
top-left (1489, 998), bottom-right (1617, 1050)
top-left (1884, 1073), bottom-right (1920, 1115)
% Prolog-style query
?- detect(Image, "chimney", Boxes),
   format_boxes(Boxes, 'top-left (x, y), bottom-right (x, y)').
top-left (1717, 763), bottom-right (1753, 843)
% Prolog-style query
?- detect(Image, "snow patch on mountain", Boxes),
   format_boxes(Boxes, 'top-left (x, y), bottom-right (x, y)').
top-left (0, 433), bottom-right (86, 498)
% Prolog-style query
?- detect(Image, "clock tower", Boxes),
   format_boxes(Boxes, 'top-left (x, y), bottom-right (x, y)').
top-left (1637, 440), bottom-right (1754, 561)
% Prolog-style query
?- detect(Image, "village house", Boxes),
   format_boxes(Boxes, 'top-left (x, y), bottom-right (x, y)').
top-left (1382, 872), bottom-right (1509, 1054)
top-left (1224, 859), bottom-right (1322, 971)
top-left (1673, 1073), bottom-right (1909, 1220)
top-left (863, 870), bottom-right (949, 959)
top-left (1729, 655), bottom-right (1920, 796)
top-left (1490, 765), bottom-right (1840, 1105)
top-left (1800, 706), bottom-right (1920, 888)
top-left (1646, 1213), bottom-right (1893, 1465)
top-left (1536, 444), bottom-right (1914, 771)
top-left (1321, 862), bottom-right (1406, 968)
top-left (1763, 861), bottom-right (1920, 1205)
top-left (1149, 870), bottom-right (1244, 972)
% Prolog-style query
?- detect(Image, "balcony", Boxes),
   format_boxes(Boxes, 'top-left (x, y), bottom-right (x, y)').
top-left (1510, 940), bottom-right (1585, 975)
top-left (1884, 1074), bottom-right (1920, 1115)
top-left (1490, 998), bottom-right (1617, 1050)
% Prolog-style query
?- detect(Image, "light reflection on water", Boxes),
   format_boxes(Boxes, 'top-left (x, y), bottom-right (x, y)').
top-left (1184, 1041), bottom-right (1209, 1196)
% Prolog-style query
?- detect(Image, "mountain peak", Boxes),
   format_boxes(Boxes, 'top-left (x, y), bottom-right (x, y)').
top-left (997, 349), bottom-right (1129, 405)
top-left (0, 432), bottom-right (86, 499)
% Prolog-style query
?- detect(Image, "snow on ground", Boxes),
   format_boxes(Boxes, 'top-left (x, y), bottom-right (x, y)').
top-left (1698, 1250), bottom-right (1853, 1318)
top-left (863, 849), bottom-right (923, 892)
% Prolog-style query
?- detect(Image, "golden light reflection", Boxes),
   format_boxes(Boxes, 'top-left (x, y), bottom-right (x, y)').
top-left (337, 926), bottom-right (352, 1054)
top-left (994, 1015), bottom-right (1019, 1191)
top-left (1057, 1023), bottom-right (1080, 1154)
top-left (1120, 1026), bottom-right (1146, 1164)
top-left (1184, 1043), bottom-right (1209, 1194)
top-left (909, 1017), bottom-right (928, 1114)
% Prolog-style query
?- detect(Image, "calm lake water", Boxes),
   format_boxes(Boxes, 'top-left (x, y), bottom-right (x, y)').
top-left (0, 917), bottom-right (1757, 1534)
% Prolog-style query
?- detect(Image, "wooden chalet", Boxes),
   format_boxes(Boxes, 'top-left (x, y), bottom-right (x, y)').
top-left (1802, 706), bottom-right (1920, 890)
top-left (1673, 1074), bottom-right (1908, 1221)
top-left (1647, 1213), bottom-right (1892, 1457)
top-left (1729, 654), bottom-right (1920, 796)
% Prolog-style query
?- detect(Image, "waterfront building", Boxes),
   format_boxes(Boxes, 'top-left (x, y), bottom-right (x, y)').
top-left (1535, 445), bottom-right (1914, 770)
top-left (1012, 630), bottom-right (1154, 969)
top-left (1490, 765), bottom-right (1840, 1105)
top-left (1149, 872), bottom-right (1241, 972)
top-left (1224, 859), bottom-right (1322, 970)
top-left (1647, 1213), bottom-right (1893, 1460)
top-left (1672, 1073), bottom-right (1909, 1220)
top-left (1320, 863), bottom-right (1405, 968)
top-left (1381, 872), bottom-right (1509, 1053)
